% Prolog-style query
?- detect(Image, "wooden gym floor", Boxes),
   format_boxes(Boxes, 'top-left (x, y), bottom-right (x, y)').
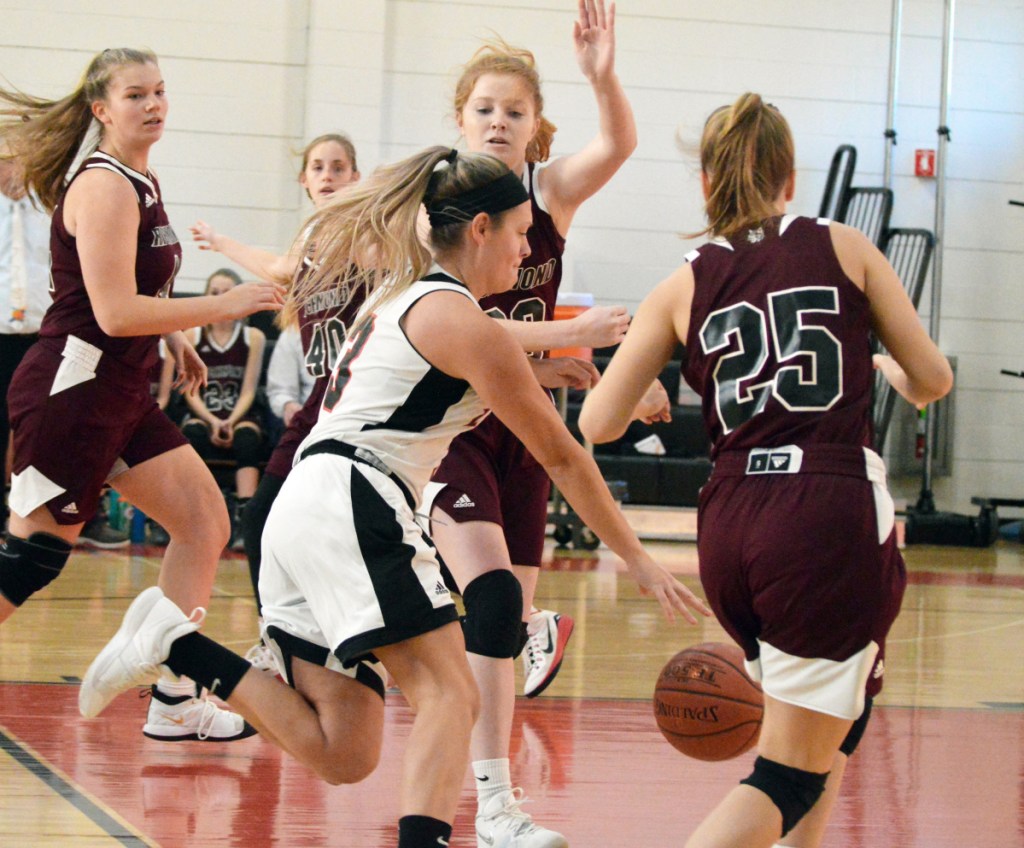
top-left (0, 531), bottom-right (1022, 847)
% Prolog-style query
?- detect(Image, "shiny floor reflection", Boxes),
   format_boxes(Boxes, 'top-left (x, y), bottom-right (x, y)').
top-left (0, 538), bottom-right (1022, 847)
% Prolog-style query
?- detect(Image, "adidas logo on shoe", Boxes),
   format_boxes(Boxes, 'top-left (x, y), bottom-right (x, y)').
top-left (453, 494), bottom-right (475, 508)
top-left (61, 502), bottom-right (79, 514)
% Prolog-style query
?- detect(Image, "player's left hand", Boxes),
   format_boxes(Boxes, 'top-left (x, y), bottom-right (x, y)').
top-left (573, 0), bottom-right (616, 83)
top-left (167, 332), bottom-right (207, 396)
top-left (633, 378), bottom-right (671, 424)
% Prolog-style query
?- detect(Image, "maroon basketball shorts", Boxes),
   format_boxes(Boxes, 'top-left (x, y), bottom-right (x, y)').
top-left (697, 444), bottom-right (906, 720)
top-left (265, 378), bottom-right (327, 480)
top-left (8, 336), bottom-right (186, 525)
top-left (427, 415), bottom-right (551, 567)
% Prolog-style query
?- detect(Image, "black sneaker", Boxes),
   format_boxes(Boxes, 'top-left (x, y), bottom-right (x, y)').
top-left (77, 516), bottom-right (130, 549)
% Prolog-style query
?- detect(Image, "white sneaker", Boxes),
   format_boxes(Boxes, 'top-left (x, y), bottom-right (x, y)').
top-left (475, 788), bottom-right (568, 848)
top-left (143, 691), bottom-right (257, 742)
top-left (244, 641), bottom-right (280, 674)
top-left (79, 587), bottom-right (203, 719)
top-left (522, 610), bottom-right (574, 698)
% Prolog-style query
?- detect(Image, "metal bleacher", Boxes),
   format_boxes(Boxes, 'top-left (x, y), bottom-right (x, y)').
top-left (819, 145), bottom-right (935, 452)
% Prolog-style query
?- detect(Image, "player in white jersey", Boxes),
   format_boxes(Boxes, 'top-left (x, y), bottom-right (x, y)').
top-left (79, 146), bottom-right (710, 848)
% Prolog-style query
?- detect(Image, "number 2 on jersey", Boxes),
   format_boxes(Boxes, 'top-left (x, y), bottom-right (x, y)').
top-left (700, 286), bottom-right (842, 433)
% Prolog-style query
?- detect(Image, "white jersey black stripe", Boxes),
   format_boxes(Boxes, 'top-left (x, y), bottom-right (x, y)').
top-left (296, 267), bottom-right (489, 504)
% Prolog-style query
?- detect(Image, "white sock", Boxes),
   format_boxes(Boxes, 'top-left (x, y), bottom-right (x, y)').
top-left (155, 677), bottom-right (197, 699)
top-left (473, 758), bottom-right (512, 809)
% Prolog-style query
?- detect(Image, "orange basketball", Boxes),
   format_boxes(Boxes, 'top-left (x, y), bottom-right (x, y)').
top-left (653, 642), bottom-right (763, 761)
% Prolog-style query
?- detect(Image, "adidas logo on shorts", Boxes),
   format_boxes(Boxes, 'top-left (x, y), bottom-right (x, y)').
top-left (453, 494), bottom-right (475, 508)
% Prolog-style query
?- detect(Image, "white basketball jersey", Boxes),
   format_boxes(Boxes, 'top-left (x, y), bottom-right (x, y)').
top-left (297, 268), bottom-right (489, 503)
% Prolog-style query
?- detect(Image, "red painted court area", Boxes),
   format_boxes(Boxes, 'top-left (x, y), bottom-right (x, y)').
top-left (1, 682), bottom-right (1021, 847)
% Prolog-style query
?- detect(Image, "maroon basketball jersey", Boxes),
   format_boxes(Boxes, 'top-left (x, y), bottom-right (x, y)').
top-left (295, 258), bottom-right (366, 380)
top-left (478, 163), bottom-right (565, 325)
top-left (43, 152), bottom-right (181, 372)
top-left (195, 323), bottom-right (253, 421)
top-left (681, 215), bottom-right (874, 458)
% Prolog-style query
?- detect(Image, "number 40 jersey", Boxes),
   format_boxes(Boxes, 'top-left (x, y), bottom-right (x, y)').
top-left (681, 215), bottom-right (875, 458)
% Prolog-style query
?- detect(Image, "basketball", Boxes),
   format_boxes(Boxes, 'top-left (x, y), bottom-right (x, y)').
top-left (653, 642), bottom-right (764, 761)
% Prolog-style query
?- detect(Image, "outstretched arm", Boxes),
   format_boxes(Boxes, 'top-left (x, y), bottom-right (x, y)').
top-left (581, 264), bottom-right (693, 443)
top-left (190, 219), bottom-right (301, 284)
top-left (407, 293), bottom-right (710, 624)
top-left (539, 0), bottom-right (637, 233)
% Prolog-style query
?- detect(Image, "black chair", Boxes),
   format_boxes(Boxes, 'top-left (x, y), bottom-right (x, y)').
top-left (872, 228), bottom-right (935, 452)
top-left (819, 144), bottom-right (857, 220)
top-left (839, 186), bottom-right (893, 248)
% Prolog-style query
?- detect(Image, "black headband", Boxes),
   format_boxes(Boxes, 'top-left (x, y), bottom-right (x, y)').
top-left (426, 168), bottom-right (530, 229)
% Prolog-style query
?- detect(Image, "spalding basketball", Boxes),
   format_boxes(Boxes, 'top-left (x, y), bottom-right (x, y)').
top-left (653, 642), bottom-right (763, 761)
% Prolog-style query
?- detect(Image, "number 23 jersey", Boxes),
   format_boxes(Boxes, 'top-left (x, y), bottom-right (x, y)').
top-left (681, 215), bottom-right (874, 458)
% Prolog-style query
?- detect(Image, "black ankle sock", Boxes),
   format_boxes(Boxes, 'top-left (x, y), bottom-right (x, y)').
top-left (397, 815), bottom-right (451, 848)
top-left (165, 632), bottom-right (251, 700)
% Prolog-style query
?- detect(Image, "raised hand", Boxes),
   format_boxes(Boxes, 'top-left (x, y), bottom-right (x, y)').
top-left (573, 0), bottom-right (617, 83)
top-left (189, 219), bottom-right (220, 251)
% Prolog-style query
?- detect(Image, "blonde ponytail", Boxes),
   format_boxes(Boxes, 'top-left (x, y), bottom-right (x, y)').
top-left (696, 93), bottom-right (794, 240)
top-left (0, 48), bottom-right (158, 212)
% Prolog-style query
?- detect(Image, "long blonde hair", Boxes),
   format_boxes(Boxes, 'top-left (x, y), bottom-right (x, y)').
top-left (697, 93), bottom-right (794, 240)
top-left (0, 48), bottom-right (159, 212)
top-left (454, 37), bottom-right (557, 164)
top-left (283, 146), bottom-right (514, 327)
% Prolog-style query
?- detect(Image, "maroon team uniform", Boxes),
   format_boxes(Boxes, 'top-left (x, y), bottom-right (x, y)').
top-left (264, 261), bottom-right (365, 480)
top-left (683, 215), bottom-right (905, 716)
top-left (193, 323), bottom-right (262, 429)
top-left (430, 164), bottom-right (564, 567)
top-left (7, 152), bottom-right (186, 525)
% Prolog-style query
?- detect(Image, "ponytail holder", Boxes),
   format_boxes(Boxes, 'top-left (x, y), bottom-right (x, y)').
top-left (445, 148), bottom-right (458, 165)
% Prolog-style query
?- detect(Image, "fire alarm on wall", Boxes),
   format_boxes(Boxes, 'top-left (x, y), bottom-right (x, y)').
top-left (915, 149), bottom-right (936, 178)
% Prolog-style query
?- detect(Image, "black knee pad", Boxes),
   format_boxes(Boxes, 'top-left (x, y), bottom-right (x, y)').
top-left (839, 696), bottom-right (873, 756)
top-left (0, 533), bottom-right (73, 607)
top-left (514, 621), bottom-right (529, 659)
top-left (740, 756), bottom-right (829, 837)
top-left (182, 420), bottom-right (212, 457)
top-left (461, 570), bottom-right (523, 658)
top-left (232, 426), bottom-right (264, 468)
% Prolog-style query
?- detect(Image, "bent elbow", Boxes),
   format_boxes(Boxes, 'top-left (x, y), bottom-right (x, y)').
top-left (578, 407), bottom-right (621, 445)
top-left (932, 363), bottom-right (955, 402)
top-left (95, 313), bottom-right (132, 337)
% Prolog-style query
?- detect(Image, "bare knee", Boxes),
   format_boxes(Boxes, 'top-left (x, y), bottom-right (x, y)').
top-left (164, 482), bottom-right (230, 550)
top-left (315, 741), bottom-right (381, 786)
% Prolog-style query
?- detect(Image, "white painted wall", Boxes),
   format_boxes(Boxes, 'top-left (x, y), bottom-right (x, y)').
top-left (2, 0), bottom-right (1022, 512)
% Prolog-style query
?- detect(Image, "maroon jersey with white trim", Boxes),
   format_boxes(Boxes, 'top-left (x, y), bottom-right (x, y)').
top-left (43, 152), bottom-right (180, 372)
top-left (478, 163), bottom-right (564, 326)
top-left (295, 258), bottom-right (365, 380)
top-left (195, 323), bottom-right (253, 421)
top-left (681, 215), bottom-right (874, 458)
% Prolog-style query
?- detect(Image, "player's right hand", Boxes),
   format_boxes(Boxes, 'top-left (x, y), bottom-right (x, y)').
top-left (223, 280), bottom-right (286, 318)
top-left (573, 304), bottom-right (630, 348)
top-left (627, 554), bottom-right (712, 624)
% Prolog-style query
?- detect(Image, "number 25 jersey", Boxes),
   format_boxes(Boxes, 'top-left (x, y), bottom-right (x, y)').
top-left (681, 215), bottom-right (874, 458)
